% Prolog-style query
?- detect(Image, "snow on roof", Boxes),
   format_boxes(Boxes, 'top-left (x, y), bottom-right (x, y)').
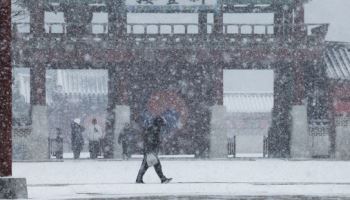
top-left (325, 42), bottom-right (350, 80)
top-left (57, 69), bottom-right (108, 95)
top-left (224, 92), bottom-right (273, 113)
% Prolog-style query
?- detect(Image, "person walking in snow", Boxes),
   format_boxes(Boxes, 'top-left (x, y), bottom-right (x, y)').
top-left (86, 118), bottom-right (103, 159)
top-left (136, 116), bottom-right (172, 184)
top-left (71, 118), bottom-right (85, 159)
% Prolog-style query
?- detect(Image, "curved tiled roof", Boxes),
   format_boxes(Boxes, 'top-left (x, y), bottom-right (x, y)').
top-left (224, 92), bottom-right (273, 113)
top-left (57, 69), bottom-right (108, 96)
top-left (325, 42), bottom-right (350, 80)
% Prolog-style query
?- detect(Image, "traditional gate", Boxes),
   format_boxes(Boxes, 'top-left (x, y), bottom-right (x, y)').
top-left (12, 0), bottom-right (330, 159)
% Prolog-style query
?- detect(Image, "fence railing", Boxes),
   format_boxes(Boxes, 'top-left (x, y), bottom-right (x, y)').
top-left (308, 119), bottom-right (331, 136)
top-left (263, 135), bottom-right (268, 158)
top-left (48, 138), bottom-right (63, 159)
top-left (12, 22), bottom-right (328, 38)
top-left (228, 135), bottom-right (269, 158)
top-left (335, 117), bottom-right (350, 127)
top-left (12, 126), bottom-right (32, 137)
top-left (227, 136), bottom-right (236, 158)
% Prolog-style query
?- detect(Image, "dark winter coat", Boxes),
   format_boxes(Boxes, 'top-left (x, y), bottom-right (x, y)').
top-left (142, 125), bottom-right (161, 154)
top-left (71, 122), bottom-right (85, 152)
top-left (118, 127), bottom-right (133, 144)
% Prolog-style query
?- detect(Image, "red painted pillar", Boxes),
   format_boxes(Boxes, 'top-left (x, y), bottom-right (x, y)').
top-left (198, 11), bottom-right (207, 35)
top-left (29, 0), bottom-right (45, 36)
top-left (292, 0), bottom-right (306, 105)
top-left (107, 0), bottom-right (127, 39)
top-left (30, 0), bottom-right (46, 106)
top-left (105, 66), bottom-right (118, 158)
top-left (294, 0), bottom-right (305, 38)
top-left (274, 5), bottom-right (284, 37)
top-left (292, 59), bottom-right (305, 105)
top-left (30, 65), bottom-right (46, 105)
top-left (0, 0), bottom-right (12, 177)
top-left (213, 0), bottom-right (223, 105)
top-left (213, 65), bottom-right (224, 105)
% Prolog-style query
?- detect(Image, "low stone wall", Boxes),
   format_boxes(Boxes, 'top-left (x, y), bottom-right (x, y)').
top-left (0, 178), bottom-right (28, 199)
top-left (12, 105), bottom-right (49, 161)
top-left (290, 106), bottom-right (331, 159)
top-left (113, 105), bottom-right (130, 159)
top-left (290, 105), bottom-right (311, 158)
top-left (335, 117), bottom-right (350, 160)
top-left (12, 126), bottom-right (32, 160)
top-left (209, 105), bottom-right (228, 158)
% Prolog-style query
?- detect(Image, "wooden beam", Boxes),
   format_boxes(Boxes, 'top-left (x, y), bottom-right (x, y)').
top-left (104, 66), bottom-right (117, 158)
top-left (46, 2), bottom-right (288, 13)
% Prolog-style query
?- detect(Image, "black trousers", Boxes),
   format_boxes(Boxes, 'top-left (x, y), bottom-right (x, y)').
top-left (89, 141), bottom-right (100, 159)
top-left (122, 141), bottom-right (130, 157)
top-left (73, 150), bottom-right (81, 159)
top-left (136, 154), bottom-right (166, 181)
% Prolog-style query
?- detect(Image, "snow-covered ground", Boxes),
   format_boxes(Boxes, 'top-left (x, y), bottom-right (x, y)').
top-left (13, 159), bottom-right (350, 199)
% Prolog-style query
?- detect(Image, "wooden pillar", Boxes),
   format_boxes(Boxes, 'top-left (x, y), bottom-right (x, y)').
top-left (29, 0), bottom-right (45, 36)
top-left (107, 0), bottom-right (127, 38)
top-left (198, 11), bottom-right (207, 35)
top-left (294, 0), bottom-right (304, 23)
top-left (292, 59), bottom-right (305, 105)
top-left (29, 0), bottom-right (46, 105)
top-left (63, 2), bottom-right (93, 36)
top-left (0, 0), bottom-right (12, 177)
top-left (105, 62), bottom-right (130, 158)
top-left (268, 61), bottom-right (293, 158)
top-left (274, 4), bottom-right (293, 39)
top-left (291, 1), bottom-right (306, 105)
top-left (30, 65), bottom-right (46, 106)
top-left (294, 0), bottom-right (305, 39)
top-left (105, 66), bottom-right (118, 158)
top-left (213, 0), bottom-right (223, 34)
top-left (213, 63), bottom-right (223, 105)
top-left (328, 81), bottom-right (336, 158)
top-left (212, 0), bottom-right (223, 105)
top-left (274, 5), bottom-right (284, 37)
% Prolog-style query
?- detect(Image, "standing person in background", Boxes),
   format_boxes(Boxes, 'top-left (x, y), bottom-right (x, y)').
top-left (55, 128), bottom-right (64, 159)
top-left (71, 118), bottom-right (85, 159)
top-left (87, 118), bottom-right (103, 159)
top-left (118, 123), bottom-right (133, 160)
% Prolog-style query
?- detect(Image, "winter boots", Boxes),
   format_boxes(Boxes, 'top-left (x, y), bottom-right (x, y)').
top-left (135, 180), bottom-right (144, 184)
top-left (135, 177), bottom-right (172, 184)
top-left (161, 178), bottom-right (173, 184)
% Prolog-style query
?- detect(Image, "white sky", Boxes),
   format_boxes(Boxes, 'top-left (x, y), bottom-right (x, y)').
top-left (305, 0), bottom-right (350, 43)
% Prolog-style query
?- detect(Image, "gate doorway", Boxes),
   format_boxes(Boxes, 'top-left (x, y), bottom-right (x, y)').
top-left (224, 70), bottom-right (274, 158)
top-left (46, 69), bottom-right (108, 159)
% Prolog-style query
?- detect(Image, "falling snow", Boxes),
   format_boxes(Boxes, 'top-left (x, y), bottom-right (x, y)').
top-left (1, 0), bottom-right (350, 199)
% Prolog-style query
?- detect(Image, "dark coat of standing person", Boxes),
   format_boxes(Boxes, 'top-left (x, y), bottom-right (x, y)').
top-left (118, 123), bottom-right (133, 160)
top-left (71, 118), bottom-right (85, 159)
top-left (55, 128), bottom-right (64, 159)
top-left (136, 116), bottom-right (172, 184)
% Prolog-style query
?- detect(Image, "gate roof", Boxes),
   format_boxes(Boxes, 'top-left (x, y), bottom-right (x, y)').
top-left (325, 42), bottom-right (350, 80)
top-left (224, 91), bottom-right (273, 113)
